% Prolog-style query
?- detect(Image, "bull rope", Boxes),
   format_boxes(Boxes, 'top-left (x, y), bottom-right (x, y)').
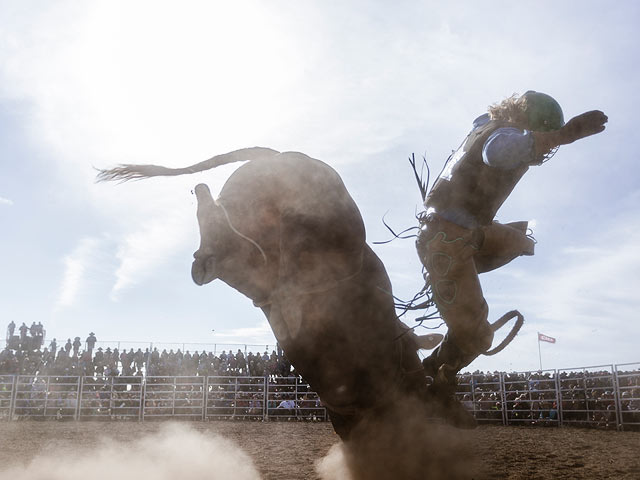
top-left (214, 199), bottom-right (268, 265)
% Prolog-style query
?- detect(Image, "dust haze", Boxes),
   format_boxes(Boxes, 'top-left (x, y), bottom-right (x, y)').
top-left (317, 397), bottom-right (476, 480)
top-left (2, 423), bottom-right (261, 480)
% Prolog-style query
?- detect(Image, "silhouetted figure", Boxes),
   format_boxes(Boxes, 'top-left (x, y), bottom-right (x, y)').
top-left (72, 337), bottom-right (82, 356)
top-left (6, 321), bottom-right (15, 340)
top-left (417, 92), bottom-right (607, 399)
top-left (86, 332), bottom-right (97, 353)
top-left (19, 323), bottom-right (28, 342)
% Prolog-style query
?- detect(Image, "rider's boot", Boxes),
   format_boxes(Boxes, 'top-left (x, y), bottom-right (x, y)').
top-left (427, 363), bottom-right (477, 429)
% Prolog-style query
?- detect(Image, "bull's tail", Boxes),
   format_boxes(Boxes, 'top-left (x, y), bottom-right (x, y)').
top-left (95, 146), bottom-right (280, 183)
top-left (483, 310), bottom-right (524, 356)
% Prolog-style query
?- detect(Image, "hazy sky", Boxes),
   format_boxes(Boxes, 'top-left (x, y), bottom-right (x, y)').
top-left (1, 1), bottom-right (639, 373)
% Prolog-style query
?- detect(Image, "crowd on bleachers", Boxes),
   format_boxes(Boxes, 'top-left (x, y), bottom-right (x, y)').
top-left (1, 322), bottom-right (324, 421)
top-left (1, 322), bottom-right (293, 378)
top-left (456, 369), bottom-right (640, 430)
top-left (2, 322), bottom-right (639, 429)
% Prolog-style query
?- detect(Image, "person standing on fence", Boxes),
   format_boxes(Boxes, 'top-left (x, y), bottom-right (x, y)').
top-left (34, 322), bottom-right (44, 348)
top-left (94, 347), bottom-right (105, 376)
top-left (86, 332), bottom-right (97, 354)
top-left (19, 323), bottom-right (28, 343)
top-left (72, 337), bottom-right (82, 357)
top-left (6, 321), bottom-right (15, 341)
top-left (49, 338), bottom-right (57, 355)
top-left (134, 348), bottom-right (144, 373)
top-left (236, 349), bottom-right (246, 375)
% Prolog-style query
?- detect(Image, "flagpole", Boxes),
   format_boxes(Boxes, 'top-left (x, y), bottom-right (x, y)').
top-left (537, 332), bottom-right (542, 371)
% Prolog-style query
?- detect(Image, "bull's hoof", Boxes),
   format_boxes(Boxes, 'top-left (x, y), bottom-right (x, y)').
top-left (438, 399), bottom-right (477, 430)
top-left (425, 372), bottom-right (477, 430)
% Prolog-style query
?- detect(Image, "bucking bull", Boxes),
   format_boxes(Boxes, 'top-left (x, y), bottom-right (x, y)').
top-left (97, 146), bottom-right (505, 438)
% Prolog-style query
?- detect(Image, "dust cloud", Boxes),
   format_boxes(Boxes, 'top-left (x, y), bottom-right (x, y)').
top-left (2, 423), bottom-right (261, 480)
top-left (316, 397), bottom-right (477, 480)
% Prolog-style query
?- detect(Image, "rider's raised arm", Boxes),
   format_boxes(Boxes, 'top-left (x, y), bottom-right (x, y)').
top-left (533, 110), bottom-right (608, 158)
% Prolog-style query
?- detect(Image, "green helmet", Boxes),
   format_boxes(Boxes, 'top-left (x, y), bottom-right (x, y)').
top-left (521, 91), bottom-right (564, 132)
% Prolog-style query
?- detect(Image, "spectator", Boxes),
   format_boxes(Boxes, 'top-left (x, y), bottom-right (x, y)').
top-left (86, 332), bottom-right (97, 353)
top-left (134, 348), bottom-right (145, 373)
top-left (6, 321), bottom-right (15, 340)
top-left (19, 323), bottom-right (28, 342)
top-left (94, 347), bottom-right (105, 376)
top-left (33, 322), bottom-right (44, 349)
top-left (277, 397), bottom-right (296, 417)
top-left (72, 337), bottom-right (82, 356)
top-left (236, 349), bottom-right (246, 375)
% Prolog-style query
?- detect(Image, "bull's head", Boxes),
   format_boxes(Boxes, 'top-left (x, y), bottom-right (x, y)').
top-left (191, 183), bottom-right (277, 303)
top-left (191, 183), bottom-right (221, 286)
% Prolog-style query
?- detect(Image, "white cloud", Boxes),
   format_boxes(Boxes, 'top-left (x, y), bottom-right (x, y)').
top-left (56, 237), bottom-right (102, 309)
top-left (471, 207), bottom-right (640, 369)
top-left (0, 196), bottom-right (13, 205)
top-left (0, 2), bottom-right (300, 172)
top-left (532, 213), bottom-right (640, 325)
top-left (110, 207), bottom-right (193, 300)
top-left (212, 320), bottom-right (275, 345)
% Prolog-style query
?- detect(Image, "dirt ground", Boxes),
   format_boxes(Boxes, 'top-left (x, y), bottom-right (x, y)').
top-left (0, 421), bottom-right (638, 479)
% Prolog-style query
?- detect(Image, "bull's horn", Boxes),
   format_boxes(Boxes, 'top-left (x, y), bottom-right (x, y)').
top-left (194, 183), bottom-right (214, 206)
top-left (192, 183), bottom-right (218, 286)
top-left (195, 183), bottom-right (217, 222)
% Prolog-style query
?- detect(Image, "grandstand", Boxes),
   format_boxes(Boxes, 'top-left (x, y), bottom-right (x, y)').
top-left (1, 326), bottom-right (638, 430)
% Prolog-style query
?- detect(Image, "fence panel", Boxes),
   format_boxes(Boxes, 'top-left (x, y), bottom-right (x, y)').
top-left (79, 376), bottom-right (143, 420)
top-left (0, 375), bottom-right (15, 420)
top-left (12, 376), bottom-right (80, 420)
top-left (465, 372), bottom-right (504, 424)
top-left (267, 376), bottom-right (326, 421)
top-left (614, 362), bottom-right (640, 431)
top-left (205, 376), bottom-right (267, 420)
top-left (502, 369), bottom-right (559, 426)
top-left (557, 365), bottom-right (617, 429)
top-left (143, 376), bottom-right (205, 420)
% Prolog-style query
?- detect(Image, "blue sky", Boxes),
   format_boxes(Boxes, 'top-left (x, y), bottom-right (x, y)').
top-left (1, 1), bottom-right (639, 372)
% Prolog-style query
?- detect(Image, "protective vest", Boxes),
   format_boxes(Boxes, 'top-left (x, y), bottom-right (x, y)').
top-left (426, 119), bottom-right (532, 227)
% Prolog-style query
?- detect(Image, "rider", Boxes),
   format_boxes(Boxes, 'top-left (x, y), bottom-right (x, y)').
top-left (417, 91), bottom-right (607, 397)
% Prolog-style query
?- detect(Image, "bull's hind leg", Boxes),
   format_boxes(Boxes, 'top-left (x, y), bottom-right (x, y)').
top-left (326, 408), bottom-right (361, 441)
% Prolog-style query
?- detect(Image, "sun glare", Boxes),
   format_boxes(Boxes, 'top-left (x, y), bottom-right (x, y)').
top-left (58, 3), bottom-right (301, 165)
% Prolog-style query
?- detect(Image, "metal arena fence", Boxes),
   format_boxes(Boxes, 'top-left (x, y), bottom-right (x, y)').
top-left (455, 362), bottom-right (640, 431)
top-left (1, 363), bottom-right (638, 430)
top-left (0, 375), bottom-right (326, 423)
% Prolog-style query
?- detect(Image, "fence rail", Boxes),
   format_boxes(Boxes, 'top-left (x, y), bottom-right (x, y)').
top-left (1, 375), bottom-right (327, 423)
top-left (1, 363), bottom-right (638, 430)
top-left (455, 363), bottom-right (640, 431)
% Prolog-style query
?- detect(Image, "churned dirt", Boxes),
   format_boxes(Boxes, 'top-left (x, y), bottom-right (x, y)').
top-left (0, 421), bottom-right (638, 479)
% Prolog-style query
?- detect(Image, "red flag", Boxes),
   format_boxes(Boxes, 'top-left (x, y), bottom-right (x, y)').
top-left (538, 333), bottom-right (556, 344)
